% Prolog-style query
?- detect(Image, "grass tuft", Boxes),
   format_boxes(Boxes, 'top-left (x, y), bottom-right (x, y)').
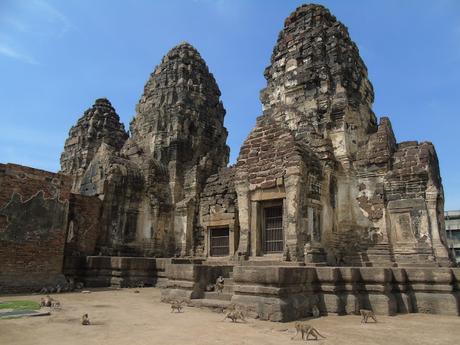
top-left (0, 301), bottom-right (41, 311)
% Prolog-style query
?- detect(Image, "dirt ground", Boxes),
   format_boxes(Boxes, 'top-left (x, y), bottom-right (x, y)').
top-left (1, 288), bottom-right (459, 345)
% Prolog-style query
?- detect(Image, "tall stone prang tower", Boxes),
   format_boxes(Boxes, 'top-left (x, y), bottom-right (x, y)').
top-left (230, 4), bottom-right (451, 266)
top-left (126, 42), bottom-right (229, 256)
top-left (60, 98), bottom-right (128, 192)
top-left (61, 43), bottom-right (229, 256)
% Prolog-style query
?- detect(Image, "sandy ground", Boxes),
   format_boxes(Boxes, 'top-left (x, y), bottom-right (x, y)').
top-left (1, 288), bottom-right (459, 345)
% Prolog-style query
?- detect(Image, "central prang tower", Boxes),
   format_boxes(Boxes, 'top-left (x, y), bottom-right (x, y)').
top-left (61, 43), bottom-right (229, 257)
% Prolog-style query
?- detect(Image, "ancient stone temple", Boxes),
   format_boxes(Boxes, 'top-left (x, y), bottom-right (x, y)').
top-left (60, 42), bottom-right (229, 258)
top-left (200, 4), bottom-right (450, 268)
top-left (1, 3), bottom-right (458, 321)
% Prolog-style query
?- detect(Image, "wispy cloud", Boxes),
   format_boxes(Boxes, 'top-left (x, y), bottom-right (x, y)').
top-left (31, 0), bottom-right (73, 37)
top-left (0, 43), bottom-right (38, 64)
top-left (0, 15), bottom-right (29, 33)
top-left (0, 0), bottom-right (73, 65)
top-left (0, 0), bottom-right (72, 37)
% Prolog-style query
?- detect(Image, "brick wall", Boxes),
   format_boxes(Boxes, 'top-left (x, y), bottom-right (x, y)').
top-left (0, 163), bottom-right (71, 293)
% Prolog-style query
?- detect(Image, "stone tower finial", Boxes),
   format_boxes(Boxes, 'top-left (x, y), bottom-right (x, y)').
top-left (60, 98), bottom-right (128, 191)
top-left (130, 43), bottom-right (228, 165)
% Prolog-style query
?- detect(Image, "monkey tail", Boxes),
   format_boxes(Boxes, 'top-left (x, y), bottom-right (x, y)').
top-left (314, 328), bottom-right (326, 339)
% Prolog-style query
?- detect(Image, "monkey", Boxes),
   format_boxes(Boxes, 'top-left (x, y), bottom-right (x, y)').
top-left (291, 322), bottom-right (326, 341)
top-left (222, 309), bottom-right (246, 323)
top-left (41, 295), bottom-right (53, 307)
top-left (81, 313), bottom-right (91, 325)
top-left (67, 277), bottom-right (76, 292)
top-left (216, 303), bottom-right (236, 314)
top-left (215, 276), bottom-right (224, 294)
top-left (170, 300), bottom-right (184, 313)
top-left (312, 305), bottom-right (320, 318)
top-left (51, 300), bottom-right (61, 309)
top-left (360, 309), bottom-right (377, 323)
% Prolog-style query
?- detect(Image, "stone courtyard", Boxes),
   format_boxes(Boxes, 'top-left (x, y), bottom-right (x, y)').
top-left (1, 288), bottom-right (459, 345)
top-left (1, 2), bottom-right (459, 334)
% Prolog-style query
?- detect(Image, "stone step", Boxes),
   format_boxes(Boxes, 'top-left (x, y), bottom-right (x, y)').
top-left (396, 262), bottom-right (438, 267)
top-left (366, 254), bottom-right (394, 260)
top-left (189, 298), bottom-right (232, 312)
top-left (203, 292), bottom-right (232, 301)
top-left (222, 285), bottom-right (234, 294)
top-left (304, 262), bottom-right (329, 267)
top-left (242, 260), bottom-right (305, 266)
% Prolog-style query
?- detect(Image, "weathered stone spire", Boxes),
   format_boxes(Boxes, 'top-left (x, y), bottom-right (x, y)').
top-left (60, 98), bottom-right (128, 191)
top-left (120, 42), bottom-right (230, 256)
top-left (130, 42), bottom-right (228, 167)
top-left (231, 3), bottom-right (452, 267)
top-left (260, 4), bottom-right (377, 165)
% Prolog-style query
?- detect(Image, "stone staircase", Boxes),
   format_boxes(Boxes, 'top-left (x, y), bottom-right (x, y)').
top-left (362, 244), bottom-right (397, 267)
top-left (190, 271), bottom-right (234, 311)
top-left (340, 244), bottom-right (396, 267)
top-left (392, 245), bottom-right (438, 267)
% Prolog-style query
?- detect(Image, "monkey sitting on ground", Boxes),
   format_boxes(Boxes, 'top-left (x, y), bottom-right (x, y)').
top-left (170, 300), bottom-right (185, 313)
top-left (222, 308), bottom-right (246, 323)
top-left (51, 300), bottom-right (61, 309)
top-left (291, 322), bottom-right (326, 341)
top-left (360, 309), bottom-right (377, 323)
top-left (312, 305), bottom-right (320, 318)
top-left (81, 313), bottom-right (91, 325)
top-left (40, 295), bottom-right (53, 307)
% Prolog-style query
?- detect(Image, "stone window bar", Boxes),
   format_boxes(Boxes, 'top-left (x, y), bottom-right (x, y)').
top-left (263, 205), bottom-right (284, 253)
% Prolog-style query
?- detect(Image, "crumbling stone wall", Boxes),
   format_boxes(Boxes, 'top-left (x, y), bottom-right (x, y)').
top-left (198, 167), bottom-right (238, 257)
top-left (65, 193), bottom-right (102, 257)
top-left (235, 114), bottom-right (323, 261)
top-left (229, 265), bottom-right (460, 321)
top-left (0, 163), bottom-right (71, 293)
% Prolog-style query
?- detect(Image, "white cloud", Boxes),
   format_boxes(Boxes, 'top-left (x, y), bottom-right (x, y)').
top-left (0, 43), bottom-right (38, 64)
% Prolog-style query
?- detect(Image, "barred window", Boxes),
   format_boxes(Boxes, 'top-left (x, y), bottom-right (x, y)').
top-left (209, 227), bottom-right (229, 257)
top-left (263, 205), bottom-right (284, 253)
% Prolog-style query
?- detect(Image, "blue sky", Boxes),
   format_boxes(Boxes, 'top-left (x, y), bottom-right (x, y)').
top-left (0, 0), bottom-right (459, 209)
